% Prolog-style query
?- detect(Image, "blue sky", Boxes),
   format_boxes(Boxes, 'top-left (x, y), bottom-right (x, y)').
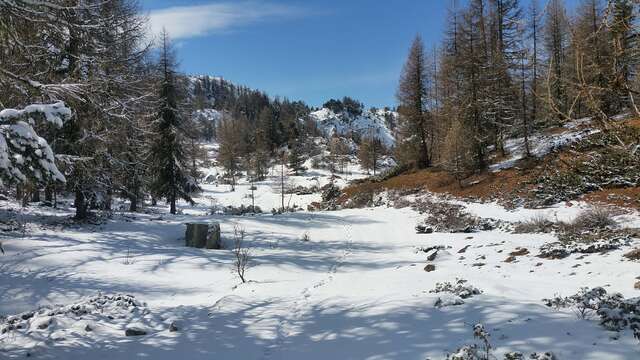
top-left (142, 0), bottom-right (579, 109)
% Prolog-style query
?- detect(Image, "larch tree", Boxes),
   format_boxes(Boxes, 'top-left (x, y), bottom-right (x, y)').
top-left (543, 0), bottom-right (571, 120)
top-left (528, 0), bottom-right (542, 125)
top-left (397, 35), bottom-right (433, 169)
top-left (609, 0), bottom-right (638, 115)
top-left (357, 134), bottom-right (385, 176)
top-left (216, 114), bottom-right (243, 192)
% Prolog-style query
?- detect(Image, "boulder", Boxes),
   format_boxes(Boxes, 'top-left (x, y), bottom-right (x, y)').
top-left (206, 223), bottom-right (221, 249)
top-left (186, 223), bottom-right (208, 248)
top-left (186, 222), bottom-right (221, 249)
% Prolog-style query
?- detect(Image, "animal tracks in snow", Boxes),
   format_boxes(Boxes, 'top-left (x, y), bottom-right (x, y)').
top-left (261, 219), bottom-right (355, 359)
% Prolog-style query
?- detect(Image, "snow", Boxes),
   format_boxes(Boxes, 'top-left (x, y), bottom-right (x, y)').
top-left (0, 102), bottom-right (70, 183)
top-left (310, 107), bottom-right (397, 147)
top-left (489, 119), bottom-right (601, 172)
top-left (0, 102), bottom-right (71, 127)
top-left (1, 161), bottom-right (640, 359)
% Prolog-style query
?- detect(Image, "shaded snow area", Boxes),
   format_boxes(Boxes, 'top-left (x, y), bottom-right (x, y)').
top-left (2, 166), bottom-right (640, 359)
top-left (489, 118), bottom-right (601, 172)
top-left (310, 108), bottom-right (397, 147)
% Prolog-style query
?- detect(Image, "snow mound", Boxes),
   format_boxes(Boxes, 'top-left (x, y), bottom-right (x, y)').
top-left (0, 294), bottom-right (166, 357)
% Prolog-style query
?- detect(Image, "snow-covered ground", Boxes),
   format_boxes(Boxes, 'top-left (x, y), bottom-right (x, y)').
top-left (490, 130), bottom-right (599, 173)
top-left (1, 163), bottom-right (640, 359)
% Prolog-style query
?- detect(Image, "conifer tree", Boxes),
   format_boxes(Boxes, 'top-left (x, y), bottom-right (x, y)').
top-left (357, 135), bottom-right (385, 176)
top-left (397, 35), bottom-right (433, 168)
top-left (217, 115), bottom-right (243, 191)
top-left (149, 30), bottom-right (199, 214)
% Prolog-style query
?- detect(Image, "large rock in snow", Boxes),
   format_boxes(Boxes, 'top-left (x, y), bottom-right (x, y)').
top-left (185, 222), bottom-right (221, 249)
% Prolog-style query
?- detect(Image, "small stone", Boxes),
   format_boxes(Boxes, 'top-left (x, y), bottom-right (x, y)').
top-left (634, 281), bottom-right (640, 290)
top-left (509, 248), bottom-right (529, 257)
top-left (169, 322), bottom-right (179, 332)
top-left (424, 264), bottom-right (436, 272)
top-left (415, 225), bottom-right (433, 234)
top-left (125, 325), bottom-right (147, 337)
top-left (84, 324), bottom-right (92, 332)
top-left (426, 250), bottom-right (438, 261)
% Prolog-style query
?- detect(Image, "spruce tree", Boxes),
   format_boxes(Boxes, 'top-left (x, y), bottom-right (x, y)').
top-left (150, 30), bottom-right (199, 214)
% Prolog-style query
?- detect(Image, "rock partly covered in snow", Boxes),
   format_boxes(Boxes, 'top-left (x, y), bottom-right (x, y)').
top-left (310, 107), bottom-right (397, 147)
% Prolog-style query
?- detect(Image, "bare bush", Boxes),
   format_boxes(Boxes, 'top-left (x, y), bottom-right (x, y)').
top-left (232, 226), bottom-right (251, 283)
top-left (542, 287), bottom-right (640, 341)
top-left (414, 198), bottom-right (505, 233)
top-left (122, 248), bottom-right (135, 265)
top-left (513, 214), bottom-right (556, 233)
top-left (569, 208), bottom-right (617, 231)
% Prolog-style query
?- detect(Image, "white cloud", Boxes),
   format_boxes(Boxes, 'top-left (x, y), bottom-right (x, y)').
top-left (148, 1), bottom-right (303, 40)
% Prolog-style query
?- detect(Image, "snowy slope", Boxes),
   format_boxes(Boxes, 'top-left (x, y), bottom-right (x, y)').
top-left (1, 155), bottom-right (640, 359)
top-left (310, 108), bottom-right (397, 147)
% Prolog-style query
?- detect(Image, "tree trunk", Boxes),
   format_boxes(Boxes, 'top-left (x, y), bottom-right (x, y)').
top-left (45, 185), bottom-right (53, 204)
top-left (75, 189), bottom-right (88, 220)
top-left (129, 194), bottom-right (138, 212)
top-left (104, 189), bottom-right (112, 211)
top-left (170, 190), bottom-right (176, 214)
top-left (31, 189), bottom-right (40, 203)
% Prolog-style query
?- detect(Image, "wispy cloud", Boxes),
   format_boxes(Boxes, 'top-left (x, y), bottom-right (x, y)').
top-left (148, 1), bottom-right (304, 40)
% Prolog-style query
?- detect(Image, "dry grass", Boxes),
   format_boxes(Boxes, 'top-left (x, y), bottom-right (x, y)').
top-left (582, 187), bottom-right (640, 210)
top-left (514, 214), bottom-right (556, 234)
top-left (623, 248), bottom-right (640, 261)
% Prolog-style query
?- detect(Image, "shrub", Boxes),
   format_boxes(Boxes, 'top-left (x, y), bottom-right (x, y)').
top-left (513, 214), bottom-right (556, 233)
top-left (542, 287), bottom-right (640, 341)
top-left (570, 208), bottom-right (616, 231)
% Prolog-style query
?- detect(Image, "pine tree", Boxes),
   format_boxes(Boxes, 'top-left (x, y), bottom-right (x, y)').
top-left (149, 30), bottom-right (199, 214)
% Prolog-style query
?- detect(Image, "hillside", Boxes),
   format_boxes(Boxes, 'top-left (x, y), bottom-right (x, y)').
top-left (310, 107), bottom-right (397, 147)
top-left (343, 116), bottom-right (640, 211)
